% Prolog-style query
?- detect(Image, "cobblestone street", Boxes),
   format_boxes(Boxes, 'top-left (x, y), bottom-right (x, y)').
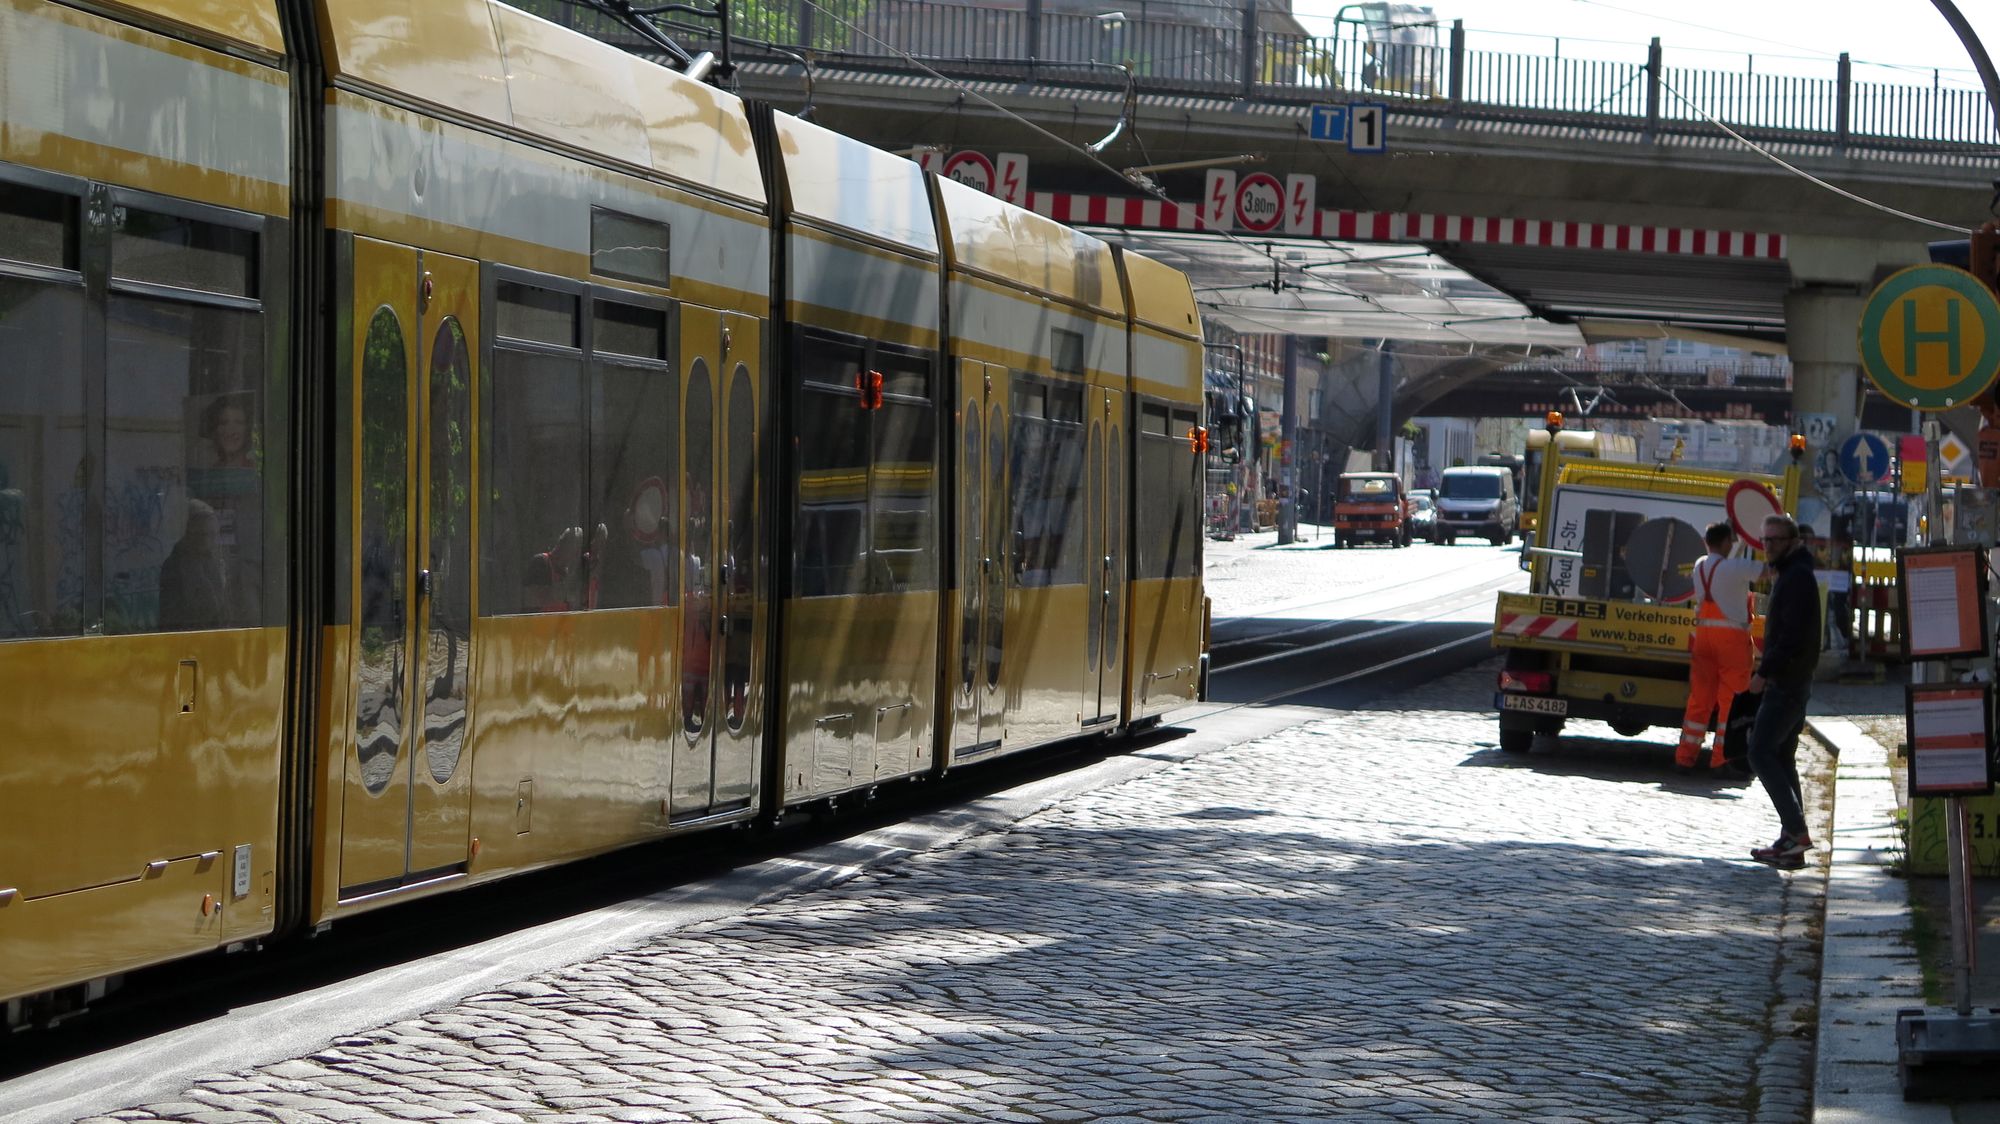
top-left (86, 660), bottom-right (1827, 1123)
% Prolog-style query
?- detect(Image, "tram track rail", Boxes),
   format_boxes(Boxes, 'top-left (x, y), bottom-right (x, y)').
top-left (1205, 548), bottom-right (1525, 639)
top-left (1208, 569), bottom-right (1525, 666)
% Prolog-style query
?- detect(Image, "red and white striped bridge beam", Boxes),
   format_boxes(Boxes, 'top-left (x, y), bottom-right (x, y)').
top-left (1028, 191), bottom-right (1788, 258)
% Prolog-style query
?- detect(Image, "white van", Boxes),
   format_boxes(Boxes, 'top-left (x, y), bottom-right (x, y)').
top-left (1436, 466), bottom-right (1517, 545)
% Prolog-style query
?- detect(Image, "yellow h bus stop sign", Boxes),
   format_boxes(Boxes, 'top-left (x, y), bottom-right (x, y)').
top-left (1856, 264), bottom-right (2000, 411)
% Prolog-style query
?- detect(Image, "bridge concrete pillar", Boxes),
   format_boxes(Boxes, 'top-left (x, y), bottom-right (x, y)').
top-left (1784, 235), bottom-right (1924, 530)
top-left (1783, 285), bottom-right (1866, 530)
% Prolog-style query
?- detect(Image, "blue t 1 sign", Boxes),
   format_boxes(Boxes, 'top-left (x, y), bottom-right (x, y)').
top-left (1348, 104), bottom-right (1387, 153)
top-left (1308, 104), bottom-right (1348, 143)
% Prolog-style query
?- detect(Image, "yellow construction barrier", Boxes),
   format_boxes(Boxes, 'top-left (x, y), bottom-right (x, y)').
top-left (1853, 577), bottom-right (1902, 661)
top-left (1907, 794), bottom-right (2000, 877)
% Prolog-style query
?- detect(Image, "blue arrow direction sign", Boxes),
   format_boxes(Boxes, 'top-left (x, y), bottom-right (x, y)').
top-left (1838, 432), bottom-right (1892, 486)
top-left (1308, 104), bottom-right (1348, 143)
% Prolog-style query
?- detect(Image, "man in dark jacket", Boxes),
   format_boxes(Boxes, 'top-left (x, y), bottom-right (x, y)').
top-left (1746, 513), bottom-right (1822, 869)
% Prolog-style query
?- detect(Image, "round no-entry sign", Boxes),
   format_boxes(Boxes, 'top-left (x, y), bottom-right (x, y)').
top-left (1725, 479), bottom-right (1783, 550)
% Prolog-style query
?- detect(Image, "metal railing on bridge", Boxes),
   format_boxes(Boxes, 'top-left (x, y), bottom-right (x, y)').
top-left (1500, 354), bottom-right (1794, 389)
top-left (519, 0), bottom-right (1998, 153)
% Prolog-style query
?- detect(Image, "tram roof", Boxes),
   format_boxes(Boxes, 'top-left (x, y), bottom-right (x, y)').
top-left (769, 113), bottom-right (936, 256)
top-left (1117, 248), bottom-right (1200, 342)
top-left (934, 177), bottom-right (1121, 318)
top-left (92, 0), bottom-right (283, 56)
top-left (319, 0), bottom-right (765, 208)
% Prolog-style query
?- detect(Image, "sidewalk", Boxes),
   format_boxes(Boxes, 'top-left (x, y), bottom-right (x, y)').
top-left (1206, 529), bottom-right (1998, 1116)
top-left (1808, 675), bottom-right (2000, 1122)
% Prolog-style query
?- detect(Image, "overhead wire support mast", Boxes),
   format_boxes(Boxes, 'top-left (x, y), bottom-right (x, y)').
top-left (1927, 0), bottom-right (2000, 143)
top-left (583, 0), bottom-right (734, 84)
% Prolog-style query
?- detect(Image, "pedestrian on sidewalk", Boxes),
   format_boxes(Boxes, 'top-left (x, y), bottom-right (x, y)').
top-left (1823, 528), bottom-right (1855, 658)
top-left (1676, 521), bottom-right (1760, 773)
top-left (1746, 513), bottom-right (1823, 869)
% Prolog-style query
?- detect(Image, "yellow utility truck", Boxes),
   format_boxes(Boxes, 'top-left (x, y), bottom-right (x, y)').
top-left (1491, 438), bottom-right (1803, 755)
top-left (1519, 424), bottom-right (1638, 537)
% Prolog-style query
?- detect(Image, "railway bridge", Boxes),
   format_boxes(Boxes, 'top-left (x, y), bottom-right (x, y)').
top-left (536, 0), bottom-right (1998, 459)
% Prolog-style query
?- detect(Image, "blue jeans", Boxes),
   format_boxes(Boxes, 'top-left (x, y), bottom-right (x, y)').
top-left (1749, 680), bottom-right (1812, 839)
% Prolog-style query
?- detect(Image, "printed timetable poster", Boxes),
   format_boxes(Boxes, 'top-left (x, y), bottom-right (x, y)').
top-left (1906, 683), bottom-right (1994, 797)
top-left (1897, 546), bottom-right (1989, 661)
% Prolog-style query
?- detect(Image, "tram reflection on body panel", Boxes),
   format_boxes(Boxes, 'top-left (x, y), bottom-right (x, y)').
top-left (0, 0), bottom-right (1206, 1026)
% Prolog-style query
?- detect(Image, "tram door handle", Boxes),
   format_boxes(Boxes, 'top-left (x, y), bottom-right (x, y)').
top-left (417, 569), bottom-right (432, 601)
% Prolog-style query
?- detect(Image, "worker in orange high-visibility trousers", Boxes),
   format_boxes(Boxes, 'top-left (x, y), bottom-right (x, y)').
top-left (1678, 521), bottom-right (1763, 772)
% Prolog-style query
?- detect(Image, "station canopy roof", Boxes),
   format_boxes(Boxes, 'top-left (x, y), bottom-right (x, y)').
top-left (1080, 226), bottom-right (1586, 349)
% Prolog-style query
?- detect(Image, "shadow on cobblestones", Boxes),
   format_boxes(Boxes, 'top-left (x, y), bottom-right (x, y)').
top-left (105, 698), bottom-right (1817, 1124)
top-left (1463, 731), bottom-right (1759, 799)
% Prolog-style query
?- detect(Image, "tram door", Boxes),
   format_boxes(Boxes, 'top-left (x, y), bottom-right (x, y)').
top-left (1085, 386), bottom-right (1124, 725)
top-left (954, 360), bottom-right (1007, 753)
top-left (674, 306), bottom-right (762, 818)
top-left (340, 239), bottom-right (478, 894)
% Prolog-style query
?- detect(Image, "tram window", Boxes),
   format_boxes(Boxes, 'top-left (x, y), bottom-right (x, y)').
top-left (0, 277), bottom-right (85, 638)
top-left (871, 395), bottom-right (935, 592)
top-left (0, 183), bottom-right (75, 270)
top-left (104, 295), bottom-right (266, 633)
top-left (497, 282), bottom-right (578, 348)
top-left (591, 358), bottom-right (680, 609)
top-left (1135, 402), bottom-right (1181, 580)
top-left (111, 208), bottom-right (255, 298)
top-left (799, 331), bottom-right (863, 391)
top-left (1046, 412), bottom-right (1084, 585)
top-left (1051, 327), bottom-right (1085, 375)
top-left (1049, 385), bottom-right (1083, 422)
top-left (1168, 408), bottom-right (1199, 573)
top-left (795, 382), bottom-right (869, 598)
top-left (590, 208), bottom-right (670, 288)
top-left (876, 352), bottom-right (929, 399)
top-left (1008, 385), bottom-right (1046, 585)
top-left (1009, 380), bottom-right (1082, 587)
top-left (484, 347), bottom-right (587, 615)
top-left (592, 300), bottom-right (667, 361)
top-left (1013, 382), bottom-right (1046, 420)
top-left (869, 349), bottom-right (934, 592)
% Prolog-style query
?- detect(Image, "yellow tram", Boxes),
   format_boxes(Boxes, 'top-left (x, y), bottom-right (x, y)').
top-left (0, 0), bottom-right (1207, 1023)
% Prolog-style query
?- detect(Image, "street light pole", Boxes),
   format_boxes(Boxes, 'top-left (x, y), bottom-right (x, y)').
top-left (1894, 7), bottom-right (2000, 1086)
top-left (1928, 0), bottom-right (2000, 139)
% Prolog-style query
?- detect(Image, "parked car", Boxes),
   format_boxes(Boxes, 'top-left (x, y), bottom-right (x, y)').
top-left (1408, 490), bottom-right (1439, 543)
top-left (1436, 465), bottom-right (1518, 545)
top-left (1331, 472), bottom-right (1412, 548)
